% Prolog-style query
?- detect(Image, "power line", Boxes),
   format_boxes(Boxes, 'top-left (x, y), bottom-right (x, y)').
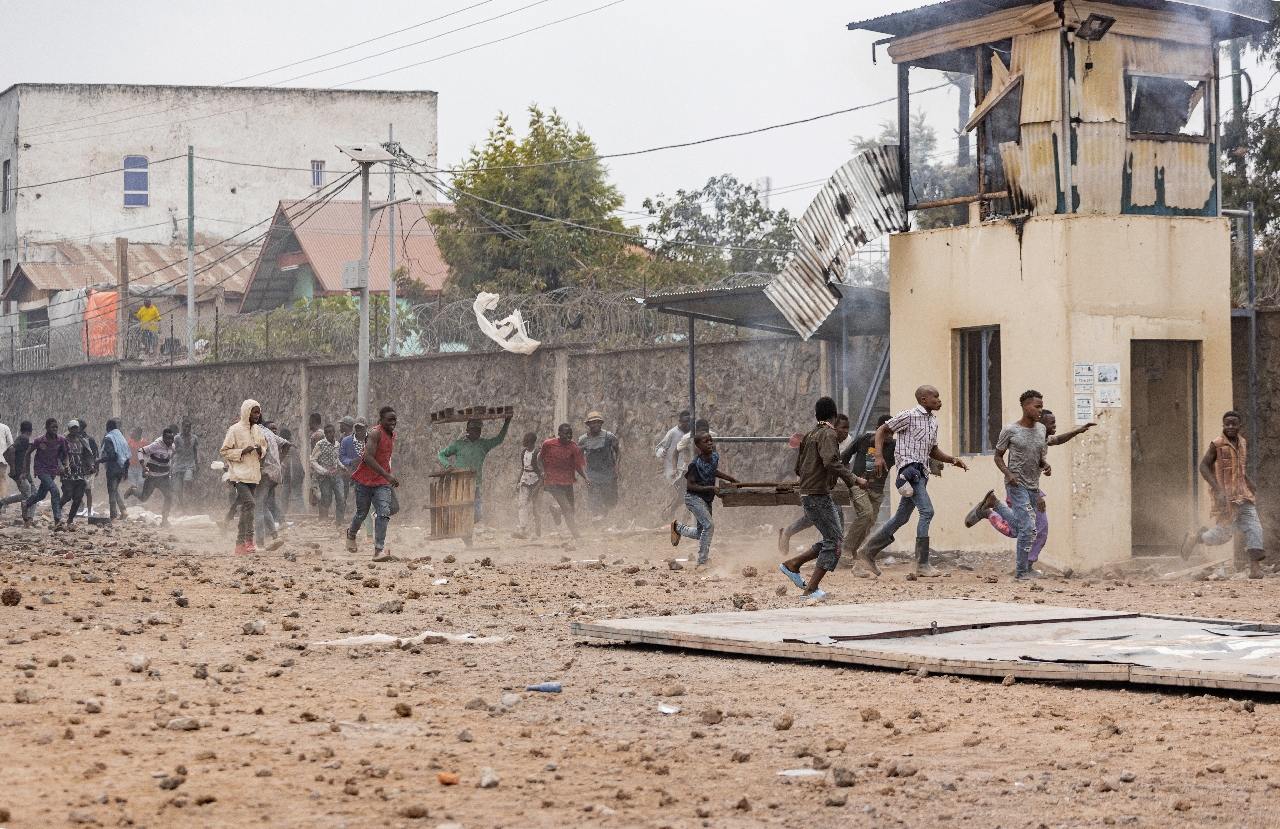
top-left (433, 82), bottom-right (951, 174)
top-left (398, 157), bottom-right (793, 255)
top-left (14, 155), bottom-right (184, 191)
top-left (334, 0), bottom-right (627, 88)
top-left (262, 0), bottom-right (555, 88)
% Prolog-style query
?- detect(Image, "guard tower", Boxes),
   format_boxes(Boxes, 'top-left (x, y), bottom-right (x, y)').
top-left (848, 0), bottom-right (1274, 568)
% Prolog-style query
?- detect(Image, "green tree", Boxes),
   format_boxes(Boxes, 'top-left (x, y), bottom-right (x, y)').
top-left (640, 175), bottom-right (796, 286)
top-left (852, 110), bottom-right (975, 229)
top-left (429, 106), bottom-right (640, 295)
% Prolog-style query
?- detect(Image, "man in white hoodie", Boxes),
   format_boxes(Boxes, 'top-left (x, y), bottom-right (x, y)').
top-left (219, 399), bottom-right (268, 555)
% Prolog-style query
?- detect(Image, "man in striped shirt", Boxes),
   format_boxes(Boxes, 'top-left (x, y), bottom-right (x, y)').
top-left (858, 385), bottom-right (968, 577)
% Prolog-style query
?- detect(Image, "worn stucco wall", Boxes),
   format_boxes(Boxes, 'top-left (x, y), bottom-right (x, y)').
top-left (0, 338), bottom-right (865, 532)
top-left (889, 214), bottom-right (1233, 571)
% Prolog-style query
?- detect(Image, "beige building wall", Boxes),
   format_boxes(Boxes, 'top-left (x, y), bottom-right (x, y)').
top-left (886, 214), bottom-right (1231, 571)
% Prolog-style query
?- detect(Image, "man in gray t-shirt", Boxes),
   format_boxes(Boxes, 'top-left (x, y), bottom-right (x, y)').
top-left (992, 390), bottom-right (1049, 580)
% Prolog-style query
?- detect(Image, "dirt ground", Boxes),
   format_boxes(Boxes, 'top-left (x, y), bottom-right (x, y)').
top-left (0, 503), bottom-right (1278, 829)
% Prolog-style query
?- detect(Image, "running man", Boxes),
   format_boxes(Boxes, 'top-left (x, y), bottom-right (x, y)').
top-left (172, 419), bottom-right (199, 512)
top-left (1182, 411), bottom-right (1266, 578)
top-left (579, 412), bottom-right (622, 522)
top-left (965, 409), bottom-right (1095, 575)
top-left (858, 385), bottom-right (969, 577)
top-left (219, 400), bottom-right (268, 555)
top-left (61, 420), bottom-right (97, 529)
top-left (777, 414), bottom-right (852, 553)
top-left (311, 423), bottom-right (345, 525)
top-left (541, 423), bottom-right (589, 544)
top-left (778, 397), bottom-right (867, 599)
top-left (23, 417), bottom-right (69, 530)
top-left (129, 427), bottom-right (176, 527)
top-left (438, 415), bottom-right (511, 526)
top-left (0, 421), bottom-right (33, 515)
top-left (347, 406), bottom-right (399, 561)
top-left (100, 420), bottom-right (130, 521)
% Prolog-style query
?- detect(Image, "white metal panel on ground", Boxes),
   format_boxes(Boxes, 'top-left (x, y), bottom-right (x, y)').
top-left (764, 146), bottom-right (905, 341)
top-left (572, 599), bottom-right (1280, 692)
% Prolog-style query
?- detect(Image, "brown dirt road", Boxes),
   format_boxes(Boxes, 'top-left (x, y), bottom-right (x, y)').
top-left (0, 513), bottom-right (1278, 829)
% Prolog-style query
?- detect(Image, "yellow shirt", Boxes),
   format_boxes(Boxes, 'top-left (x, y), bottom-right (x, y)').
top-left (135, 304), bottom-right (161, 332)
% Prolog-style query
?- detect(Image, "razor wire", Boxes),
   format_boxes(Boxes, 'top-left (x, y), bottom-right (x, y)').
top-left (0, 275), bottom-right (786, 372)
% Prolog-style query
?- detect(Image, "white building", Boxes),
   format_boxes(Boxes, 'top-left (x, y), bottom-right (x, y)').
top-left (0, 83), bottom-right (438, 311)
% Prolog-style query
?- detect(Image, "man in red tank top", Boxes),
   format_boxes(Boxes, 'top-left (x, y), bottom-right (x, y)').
top-left (347, 406), bottom-right (399, 561)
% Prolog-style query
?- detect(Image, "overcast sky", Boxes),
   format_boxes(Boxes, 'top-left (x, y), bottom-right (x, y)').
top-left (0, 0), bottom-right (1268, 225)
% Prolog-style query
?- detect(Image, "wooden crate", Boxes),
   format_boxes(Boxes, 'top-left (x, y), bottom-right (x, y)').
top-left (427, 468), bottom-right (476, 541)
top-left (430, 404), bottom-right (515, 425)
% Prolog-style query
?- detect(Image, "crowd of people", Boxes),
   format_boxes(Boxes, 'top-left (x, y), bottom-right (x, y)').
top-left (0, 388), bottom-right (1261, 577)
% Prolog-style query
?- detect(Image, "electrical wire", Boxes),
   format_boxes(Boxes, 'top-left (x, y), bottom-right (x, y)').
top-left (334, 0), bottom-right (626, 87)
top-left (14, 155), bottom-right (184, 191)
top-left (431, 82), bottom-right (952, 174)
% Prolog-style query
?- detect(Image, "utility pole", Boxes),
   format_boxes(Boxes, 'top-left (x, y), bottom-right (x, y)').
top-left (186, 145), bottom-right (195, 364)
top-left (387, 124), bottom-right (398, 357)
top-left (115, 237), bottom-right (129, 361)
top-left (338, 143), bottom-right (396, 420)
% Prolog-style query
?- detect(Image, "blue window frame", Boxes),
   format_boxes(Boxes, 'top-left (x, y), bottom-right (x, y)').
top-left (123, 156), bottom-right (148, 207)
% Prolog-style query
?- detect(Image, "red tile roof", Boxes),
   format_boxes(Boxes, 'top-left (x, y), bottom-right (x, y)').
top-left (238, 199), bottom-right (451, 312)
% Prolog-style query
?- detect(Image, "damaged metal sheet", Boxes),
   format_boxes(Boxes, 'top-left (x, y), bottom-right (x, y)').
top-left (1011, 29), bottom-right (1061, 123)
top-left (1000, 122), bottom-right (1061, 215)
top-left (1072, 34), bottom-right (1126, 124)
top-left (1126, 139), bottom-right (1215, 210)
top-left (765, 146), bottom-right (905, 340)
top-left (573, 599), bottom-right (1280, 692)
top-left (1074, 122), bottom-right (1127, 213)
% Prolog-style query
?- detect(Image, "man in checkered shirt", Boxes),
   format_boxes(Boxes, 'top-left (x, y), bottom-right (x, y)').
top-left (858, 385), bottom-right (968, 577)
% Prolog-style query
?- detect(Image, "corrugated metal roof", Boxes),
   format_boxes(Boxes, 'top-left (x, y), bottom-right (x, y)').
top-left (765, 147), bottom-right (906, 341)
top-left (238, 199), bottom-right (451, 312)
top-left (849, 0), bottom-right (1274, 41)
top-left (0, 242), bottom-right (259, 303)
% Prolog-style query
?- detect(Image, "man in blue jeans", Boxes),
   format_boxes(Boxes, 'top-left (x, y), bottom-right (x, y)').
top-left (858, 385), bottom-right (968, 577)
top-left (348, 406), bottom-right (399, 561)
top-left (989, 390), bottom-right (1050, 581)
top-left (23, 417), bottom-right (69, 530)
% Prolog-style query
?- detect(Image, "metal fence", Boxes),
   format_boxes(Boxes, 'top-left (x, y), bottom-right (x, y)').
top-left (1, 277), bottom-right (779, 371)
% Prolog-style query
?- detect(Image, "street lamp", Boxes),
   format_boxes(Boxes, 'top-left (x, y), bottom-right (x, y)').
top-left (337, 143), bottom-right (396, 420)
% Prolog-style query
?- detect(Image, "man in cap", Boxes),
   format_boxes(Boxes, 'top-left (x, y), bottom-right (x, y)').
top-left (438, 414), bottom-right (512, 526)
top-left (578, 412), bottom-right (622, 522)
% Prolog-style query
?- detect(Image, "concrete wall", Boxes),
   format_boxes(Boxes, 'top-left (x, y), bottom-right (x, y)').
top-left (0, 336), bottom-right (892, 533)
top-left (0, 83), bottom-right (439, 294)
top-left (889, 214), bottom-right (1233, 571)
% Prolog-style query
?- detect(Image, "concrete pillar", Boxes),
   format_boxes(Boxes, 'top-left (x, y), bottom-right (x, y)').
top-left (111, 363), bottom-right (121, 419)
top-left (554, 350), bottom-right (569, 427)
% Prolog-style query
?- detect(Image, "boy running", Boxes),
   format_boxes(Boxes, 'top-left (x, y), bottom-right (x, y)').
top-left (777, 397), bottom-right (866, 598)
top-left (858, 386), bottom-right (969, 577)
top-left (1182, 411), bottom-right (1266, 578)
top-left (513, 431), bottom-right (546, 539)
top-left (670, 432), bottom-right (740, 568)
top-left (23, 418), bottom-right (69, 530)
top-left (129, 427), bottom-right (176, 527)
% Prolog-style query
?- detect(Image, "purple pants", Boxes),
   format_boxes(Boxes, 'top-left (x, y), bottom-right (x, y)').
top-left (989, 492), bottom-right (1048, 562)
